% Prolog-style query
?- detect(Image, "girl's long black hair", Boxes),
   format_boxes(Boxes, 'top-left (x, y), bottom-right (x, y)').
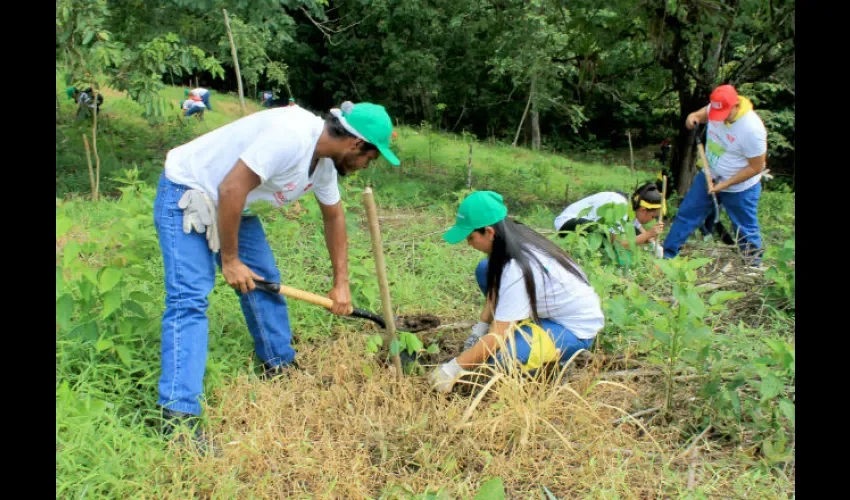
top-left (479, 218), bottom-right (589, 323)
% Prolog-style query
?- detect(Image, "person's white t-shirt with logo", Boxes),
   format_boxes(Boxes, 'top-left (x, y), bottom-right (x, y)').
top-left (190, 88), bottom-right (209, 97)
top-left (553, 192), bottom-right (641, 235)
top-left (704, 107), bottom-right (767, 193)
top-left (164, 106), bottom-right (340, 208)
top-left (493, 249), bottom-right (604, 340)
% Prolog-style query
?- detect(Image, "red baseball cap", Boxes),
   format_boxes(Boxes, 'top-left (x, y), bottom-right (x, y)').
top-left (708, 84), bottom-right (739, 121)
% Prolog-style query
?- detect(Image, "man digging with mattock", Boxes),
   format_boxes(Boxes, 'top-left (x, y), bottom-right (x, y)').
top-left (662, 84), bottom-right (768, 268)
top-left (153, 101), bottom-right (399, 451)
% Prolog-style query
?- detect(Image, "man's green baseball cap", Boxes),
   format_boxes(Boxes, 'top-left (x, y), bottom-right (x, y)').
top-left (330, 101), bottom-right (400, 166)
top-left (443, 191), bottom-right (508, 244)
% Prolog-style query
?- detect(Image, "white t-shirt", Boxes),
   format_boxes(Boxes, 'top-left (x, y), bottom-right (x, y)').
top-left (554, 192), bottom-right (641, 235)
top-left (182, 99), bottom-right (205, 110)
top-left (190, 88), bottom-right (209, 97)
top-left (494, 249), bottom-right (605, 340)
top-left (705, 107), bottom-right (767, 193)
top-left (164, 106), bottom-right (341, 208)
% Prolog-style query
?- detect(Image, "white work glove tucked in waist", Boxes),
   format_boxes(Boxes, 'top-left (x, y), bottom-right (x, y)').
top-left (178, 189), bottom-right (220, 253)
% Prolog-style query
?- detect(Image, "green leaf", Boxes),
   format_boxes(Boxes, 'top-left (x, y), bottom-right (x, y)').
top-left (82, 266), bottom-right (99, 286)
top-left (102, 290), bottom-right (122, 319)
top-left (587, 232), bottom-right (602, 250)
top-left (729, 389), bottom-right (742, 419)
top-left (63, 242), bottom-right (81, 268)
top-left (426, 343), bottom-right (440, 354)
top-left (682, 325), bottom-right (711, 345)
top-left (366, 338), bottom-right (379, 354)
top-left (779, 398), bottom-right (795, 425)
top-left (651, 328), bottom-right (671, 346)
top-left (684, 257), bottom-right (713, 271)
top-left (56, 295), bottom-right (75, 331)
top-left (56, 217), bottom-right (73, 239)
top-left (98, 268), bottom-right (123, 293)
top-left (79, 280), bottom-right (95, 302)
top-left (682, 291), bottom-right (706, 318)
top-left (759, 373), bottom-right (783, 400)
top-left (69, 322), bottom-right (99, 343)
top-left (124, 301), bottom-right (147, 319)
top-left (389, 339), bottom-right (401, 356)
top-left (709, 290), bottom-right (746, 306)
top-left (656, 260), bottom-right (678, 281)
top-left (473, 477), bottom-right (505, 500)
top-left (116, 346), bottom-right (133, 367)
top-left (56, 266), bottom-right (65, 298)
top-left (402, 332), bottom-right (424, 354)
top-left (129, 291), bottom-right (155, 304)
top-left (96, 338), bottom-right (114, 352)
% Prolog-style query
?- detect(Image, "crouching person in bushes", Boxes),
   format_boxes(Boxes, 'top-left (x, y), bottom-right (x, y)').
top-left (429, 191), bottom-right (605, 393)
top-left (554, 183), bottom-right (666, 264)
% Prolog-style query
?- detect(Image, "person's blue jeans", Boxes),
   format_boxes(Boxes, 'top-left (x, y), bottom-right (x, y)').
top-left (184, 105), bottom-right (204, 117)
top-left (662, 171), bottom-right (763, 264)
top-left (474, 259), bottom-right (593, 367)
top-left (153, 173), bottom-right (295, 415)
top-left (198, 91), bottom-right (212, 111)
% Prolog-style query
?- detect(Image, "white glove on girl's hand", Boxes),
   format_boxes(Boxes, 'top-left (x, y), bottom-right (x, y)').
top-left (463, 321), bottom-right (490, 350)
top-left (428, 358), bottom-right (472, 394)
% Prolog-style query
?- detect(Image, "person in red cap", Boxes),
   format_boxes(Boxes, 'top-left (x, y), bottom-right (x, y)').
top-left (661, 84), bottom-right (767, 268)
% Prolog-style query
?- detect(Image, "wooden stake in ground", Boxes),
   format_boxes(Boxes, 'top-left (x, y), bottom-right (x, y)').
top-left (82, 135), bottom-right (96, 200)
top-left (466, 142), bottom-right (473, 189)
top-left (92, 89), bottom-right (100, 200)
top-left (627, 130), bottom-right (635, 172)
top-left (362, 187), bottom-right (403, 378)
top-left (222, 9), bottom-right (246, 115)
top-left (512, 84), bottom-right (534, 147)
top-left (660, 175), bottom-right (668, 224)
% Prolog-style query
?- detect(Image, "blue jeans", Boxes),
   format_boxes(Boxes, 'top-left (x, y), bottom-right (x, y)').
top-left (662, 171), bottom-right (763, 264)
top-left (198, 91), bottom-right (212, 111)
top-left (475, 259), bottom-right (593, 366)
top-left (153, 173), bottom-right (295, 415)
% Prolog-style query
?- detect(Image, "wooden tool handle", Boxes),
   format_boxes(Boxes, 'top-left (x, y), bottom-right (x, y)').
top-left (696, 142), bottom-right (715, 192)
top-left (279, 285), bottom-right (335, 309)
top-left (253, 279), bottom-right (352, 315)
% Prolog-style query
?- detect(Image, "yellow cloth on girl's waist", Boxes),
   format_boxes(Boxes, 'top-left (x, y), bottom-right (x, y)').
top-left (508, 320), bottom-right (561, 372)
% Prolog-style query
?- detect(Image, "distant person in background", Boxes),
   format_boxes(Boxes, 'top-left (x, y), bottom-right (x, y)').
top-left (186, 87), bottom-right (213, 111)
top-left (67, 86), bottom-right (104, 117)
top-left (659, 138), bottom-right (671, 164)
top-left (554, 184), bottom-right (666, 262)
top-left (181, 96), bottom-right (206, 119)
top-left (260, 90), bottom-right (274, 108)
top-left (288, 97), bottom-right (297, 107)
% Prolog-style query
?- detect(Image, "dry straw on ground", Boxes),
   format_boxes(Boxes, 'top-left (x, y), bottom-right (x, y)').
top-left (161, 327), bottom-right (755, 499)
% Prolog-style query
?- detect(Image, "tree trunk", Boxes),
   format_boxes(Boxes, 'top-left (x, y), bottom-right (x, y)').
top-left (530, 74), bottom-right (541, 150)
top-left (222, 9), bottom-right (247, 115)
top-left (671, 84), bottom-right (711, 194)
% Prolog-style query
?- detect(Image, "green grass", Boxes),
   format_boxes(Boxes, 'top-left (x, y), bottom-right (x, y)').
top-left (56, 73), bottom-right (795, 498)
